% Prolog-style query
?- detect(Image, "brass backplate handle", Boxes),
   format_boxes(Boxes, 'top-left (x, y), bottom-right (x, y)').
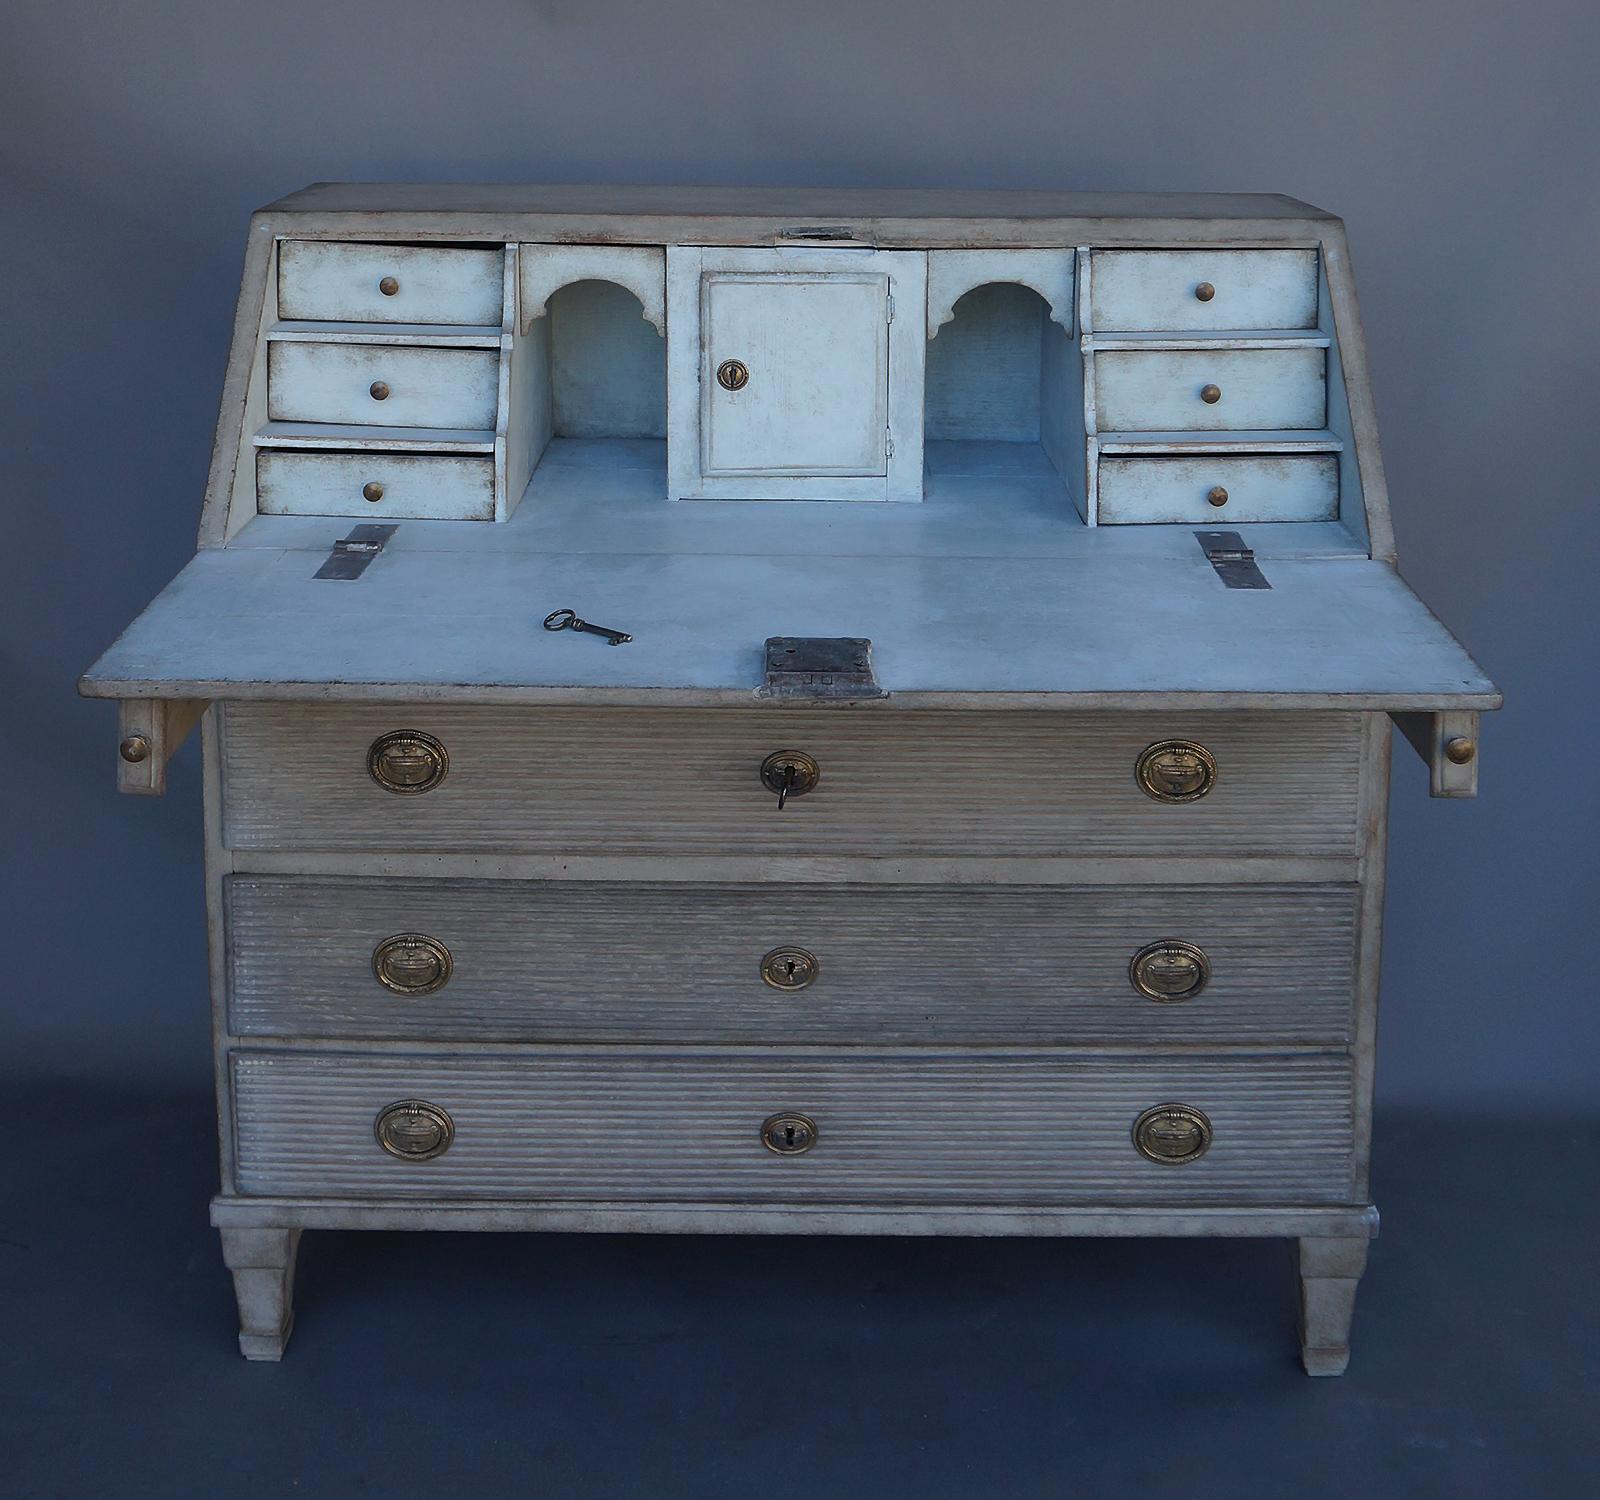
top-left (1135, 740), bottom-right (1217, 803)
top-left (373, 933), bottom-right (453, 996)
top-left (368, 730), bottom-right (449, 795)
top-left (1130, 940), bottom-right (1211, 1001)
top-left (374, 1100), bottom-right (455, 1161)
top-left (1132, 1104), bottom-right (1213, 1164)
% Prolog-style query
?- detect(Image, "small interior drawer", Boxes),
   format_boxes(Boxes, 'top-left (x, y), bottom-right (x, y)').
top-left (277, 241), bottom-right (504, 325)
top-left (1094, 348), bottom-right (1326, 432)
top-left (266, 341), bottom-right (499, 430)
top-left (256, 451), bottom-right (495, 520)
top-left (1091, 250), bottom-right (1318, 331)
top-left (1098, 454), bottom-right (1338, 524)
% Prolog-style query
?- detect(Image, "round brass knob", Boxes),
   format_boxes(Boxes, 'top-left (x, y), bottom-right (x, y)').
top-left (1135, 740), bottom-right (1217, 803)
top-left (367, 730), bottom-right (449, 795)
top-left (1194, 281), bottom-right (1216, 302)
top-left (378, 275), bottom-right (400, 297)
top-left (374, 1100), bottom-right (454, 1161)
top-left (369, 380), bottom-right (390, 401)
top-left (1132, 1104), bottom-right (1212, 1164)
top-left (1130, 940), bottom-right (1211, 1002)
top-left (1200, 383), bottom-right (1222, 405)
top-left (119, 734), bottom-right (151, 764)
top-left (1207, 485), bottom-right (1229, 508)
top-left (760, 750), bottom-right (821, 808)
top-left (1444, 737), bottom-right (1477, 765)
top-left (761, 1111), bottom-right (818, 1155)
top-left (373, 933), bottom-right (453, 995)
top-left (716, 359), bottom-right (750, 392)
top-left (761, 946), bottom-right (819, 990)
top-left (362, 481), bottom-right (385, 503)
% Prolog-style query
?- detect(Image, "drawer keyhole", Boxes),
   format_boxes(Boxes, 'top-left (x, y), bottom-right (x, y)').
top-left (761, 1111), bottom-right (818, 1155)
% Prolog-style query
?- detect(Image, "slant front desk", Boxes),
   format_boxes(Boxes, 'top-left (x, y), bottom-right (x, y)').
top-left (81, 185), bottom-right (1499, 1372)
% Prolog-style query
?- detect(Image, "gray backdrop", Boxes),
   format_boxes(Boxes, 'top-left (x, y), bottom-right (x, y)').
top-left (4, 0), bottom-right (1596, 1107)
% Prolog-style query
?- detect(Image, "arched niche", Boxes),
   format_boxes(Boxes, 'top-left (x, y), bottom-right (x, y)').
top-left (926, 249), bottom-right (1075, 338)
top-left (519, 245), bottom-right (666, 335)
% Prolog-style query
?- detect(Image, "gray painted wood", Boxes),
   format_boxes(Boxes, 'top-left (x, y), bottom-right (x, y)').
top-left (266, 341), bottom-right (499, 430)
top-left (1097, 454), bottom-right (1338, 525)
top-left (1090, 250), bottom-right (1318, 331)
top-left (1094, 348), bottom-right (1326, 432)
top-left (256, 451), bottom-right (495, 521)
top-left (217, 706), bottom-right (1365, 856)
top-left (277, 241), bottom-right (503, 325)
top-left (230, 1048), bottom-right (1355, 1205)
top-left (224, 876), bottom-right (1359, 1045)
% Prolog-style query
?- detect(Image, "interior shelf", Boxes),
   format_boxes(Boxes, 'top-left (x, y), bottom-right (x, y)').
top-left (252, 422), bottom-right (496, 453)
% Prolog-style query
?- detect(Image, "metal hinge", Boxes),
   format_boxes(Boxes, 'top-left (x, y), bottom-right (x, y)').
top-left (886, 293), bottom-right (895, 324)
top-left (886, 429), bottom-right (894, 459)
top-left (1195, 530), bottom-right (1271, 590)
top-left (315, 523), bottom-right (398, 581)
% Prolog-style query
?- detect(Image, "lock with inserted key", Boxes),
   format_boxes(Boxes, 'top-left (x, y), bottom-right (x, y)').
top-left (759, 750), bottom-right (821, 809)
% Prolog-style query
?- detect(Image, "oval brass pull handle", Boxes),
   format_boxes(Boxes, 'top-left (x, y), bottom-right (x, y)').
top-left (761, 946), bottom-right (819, 990)
top-left (363, 481), bottom-right (385, 503)
top-left (1133, 1104), bottom-right (1212, 1164)
top-left (1200, 383), bottom-right (1222, 405)
top-left (373, 933), bottom-right (453, 995)
top-left (1194, 281), bottom-right (1216, 302)
top-left (1207, 485), bottom-right (1229, 508)
top-left (374, 1100), bottom-right (455, 1161)
top-left (761, 1112), bottom-right (818, 1155)
top-left (1135, 739), bottom-right (1217, 803)
top-left (716, 359), bottom-right (750, 392)
top-left (1130, 940), bottom-right (1211, 1001)
top-left (368, 730), bottom-right (449, 794)
top-left (759, 750), bottom-right (820, 809)
top-left (379, 275), bottom-right (400, 297)
top-left (369, 380), bottom-right (390, 401)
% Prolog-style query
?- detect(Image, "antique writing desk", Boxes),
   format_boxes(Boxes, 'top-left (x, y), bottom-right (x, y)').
top-left (81, 185), bottom-right (1498, 1371)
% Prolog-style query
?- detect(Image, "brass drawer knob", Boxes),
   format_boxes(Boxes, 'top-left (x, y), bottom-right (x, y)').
top-left (362, 481), bottom-right (385, 503)
top-left (368, 730), bottom-right (449, 794)
top-left (716, 358), bottom-right (750, 392)
top-left (760, 750), bottom-right (820, 809)
top-left (1133, 1104), bottom-right (1212, 1164)
top-left (1444, 736), bottom-right (1476, 765)
top-left (375, 1100), bottom-right (455, 1161)
top-left (119, 734), bottom-right (151, 763)
top-left (1200, 383), bottom-right (1222, 404)
top-left (761, 1112), bottom-right (818, 1155)
top-left (1135, 739), bottom-right (1217, 802)
top-left (1194, 281), bottom-right (1216, 302)
top-left (373, 933), bottom-right (453, 995)
top-left (761, 946), bottom-right (818, 990)
top-left (369, 380), bottom-right (390, 401)
top-left (1130, 940), bottom-right (1211, 1001)
top-left (1207, 485), bottom-right (1229, 507)
top-left (378, 275), bottom-right (400, 297)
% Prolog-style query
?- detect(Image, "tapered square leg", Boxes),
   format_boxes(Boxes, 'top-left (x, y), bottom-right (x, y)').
top-left (1295, 1235), bottom-right (1369, 1375)
top-left (219, 1226), bottom-right (301, 1361)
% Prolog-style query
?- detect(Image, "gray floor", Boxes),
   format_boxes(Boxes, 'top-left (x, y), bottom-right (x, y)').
top-left (5, 1083), bottom-right (1594, 1499)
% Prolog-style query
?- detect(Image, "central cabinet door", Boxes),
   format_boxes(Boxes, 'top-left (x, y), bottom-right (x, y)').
top-left (667, 247), bottom-right (927, 501)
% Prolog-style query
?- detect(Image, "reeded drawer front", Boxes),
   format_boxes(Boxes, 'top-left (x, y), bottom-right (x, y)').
top-left (266, 341), bottom-right (499, 430)
top-left (277, 241), bottom-right (504, 325)
top-left (1098, 454), bottom-right (1338, 525)
top-left (230, 1050), bottom-right (1357, 1205)
top-left (1091, 250), bottom-right (1318, 332)
top-left (226, 877), bottom-right (1359, 1045)
top-left (219, 707), bottom-right (1364, 857)
top-left (1095, 348), bottom-right (1326, 432)
top-left (256, 451), bottom-right (495, 520)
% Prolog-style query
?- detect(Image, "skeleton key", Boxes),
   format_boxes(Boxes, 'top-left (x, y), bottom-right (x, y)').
top-left (543, 607), bottom-right (632, 645)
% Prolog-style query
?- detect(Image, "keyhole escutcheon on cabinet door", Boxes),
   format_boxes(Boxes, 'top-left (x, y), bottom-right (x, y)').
top-left (666, 247), bottom-right (928, 502)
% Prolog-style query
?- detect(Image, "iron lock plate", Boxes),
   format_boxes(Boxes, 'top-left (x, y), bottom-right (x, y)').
top-left (760, 637), bottom-right (887, 702)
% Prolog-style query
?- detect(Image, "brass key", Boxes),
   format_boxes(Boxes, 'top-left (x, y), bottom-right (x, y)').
top-left (543, 607), bottom-right (632, 645)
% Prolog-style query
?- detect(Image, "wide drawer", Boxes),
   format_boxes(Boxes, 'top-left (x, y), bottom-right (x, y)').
top-left (256, 451), bottom-right (496, 520)
top-left (225, 877), bottom-right (1359, 1045)
top-left (1094, 348), bottom-right (1326, 431)
top-left (266, 341), bottom-right (499, 430)
top-left (1091, 250), bottom-right (1318, 332)
top-left (1098, 454), bottom-right (1338, 525)
top-left (218, 707), bottom-right (1366, 857)
top-left (277, 241), bottom-right (504, 325)
top-left (230, 1049), bottom-right (1357, 1205)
